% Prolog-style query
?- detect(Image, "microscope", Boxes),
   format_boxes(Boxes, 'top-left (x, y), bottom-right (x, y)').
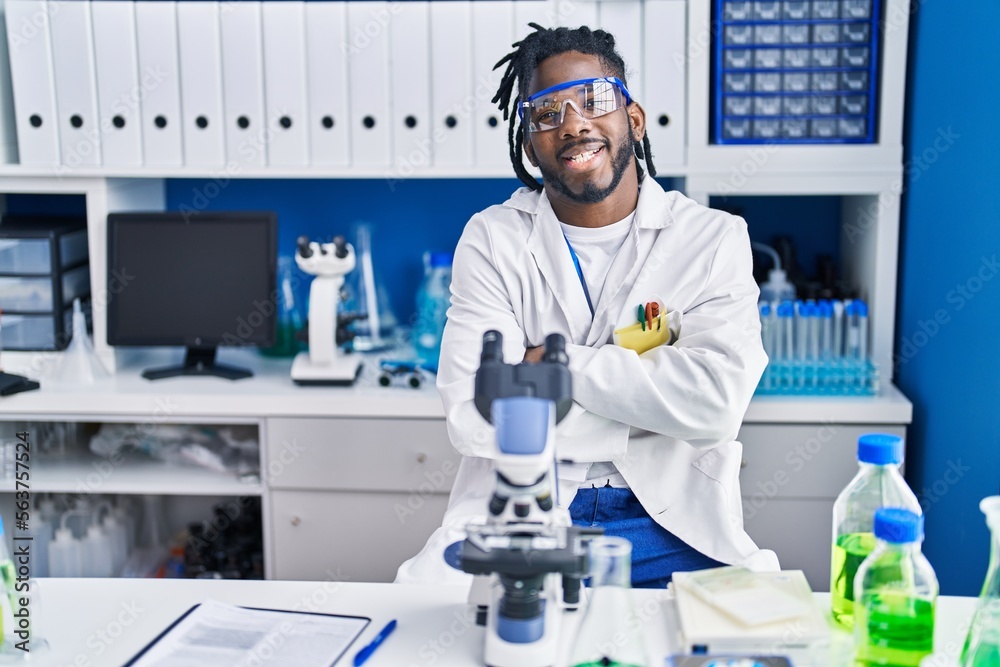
top-left (446, 331), bottom-right (602, 667)
top-left (290, 235), bottom-right (363, 385)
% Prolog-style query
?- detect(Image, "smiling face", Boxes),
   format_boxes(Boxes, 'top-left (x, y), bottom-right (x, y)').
top-left (523, 52), bottom-right (645, 210)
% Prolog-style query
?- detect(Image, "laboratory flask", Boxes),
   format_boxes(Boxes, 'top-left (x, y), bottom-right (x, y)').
top-left (831, 433), bottom-right (921, 628)
top-left (412, 252), bottom-right (452, 373)
top-left (854, 508), bottom-right (937, 667)
top-left (569, 537), bottom-right (648, 667)
top-left (260, 256), bottom-right (305, 357)
top-left (962, 496), bottom-right (1000, 667)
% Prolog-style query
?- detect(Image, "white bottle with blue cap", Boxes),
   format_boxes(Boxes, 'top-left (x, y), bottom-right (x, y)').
top-left (830, 433), bottom-right (921, 628)
top-left (854, 508), bottom-right (938, 666)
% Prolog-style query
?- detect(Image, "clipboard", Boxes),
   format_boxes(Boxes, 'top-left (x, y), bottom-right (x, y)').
top-left (124, 600), bottom-right (372, 667)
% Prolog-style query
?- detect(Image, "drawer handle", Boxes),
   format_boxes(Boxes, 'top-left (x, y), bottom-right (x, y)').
top-left (740, 458), bottom-right (748, 469)
top-left (290, 516), bottom-right (301, 527)
top-left (416, 453), bottom-right (427, 464)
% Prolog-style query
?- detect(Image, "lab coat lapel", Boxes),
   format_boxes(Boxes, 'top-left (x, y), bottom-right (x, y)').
top-left (585, 180), bottom-right (671, 346)
top-left (527, 191), bottom-right (593, 345)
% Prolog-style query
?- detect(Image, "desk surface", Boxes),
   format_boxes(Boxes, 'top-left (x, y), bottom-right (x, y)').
top-left (1, 348), bottom-right (912, 424)
top-left (25, 579), bottom-right (973, 667)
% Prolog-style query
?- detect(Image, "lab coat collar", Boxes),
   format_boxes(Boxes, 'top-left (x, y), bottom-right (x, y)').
top-left (503, 176), bottom-right (678, 231)
top-left (512, 177), bottom-right (676, 345)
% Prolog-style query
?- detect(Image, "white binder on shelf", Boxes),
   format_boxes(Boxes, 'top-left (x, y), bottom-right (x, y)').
top-left (261, 0), bottom-right (309, 166)
top-left (4, 0), bottom-right (60, 165)
top-left (643, 0), bottom-right (686, 170)
top-left (345, 1), bottom-right (391, 167)
top-left (304, 1), bottom-right (349, 166)
top-left (220, 0), bottom-right (265, 168)
top-left (177, 1), bottom-right (225, 167)
top-left (49, 0), bottom-right (101, 166)
top-left (388, 0), bottom-right (430, 171)
top-left (91, 0), bottom-right (143, 167)
top-left (429, 0), bottom-right (472, 167)
top-left (471, 1), bottom-right (512, 170)
top-left (134, 0), bottom-right (183, 166)
top-left (598, 0), bottom-right (643, 104)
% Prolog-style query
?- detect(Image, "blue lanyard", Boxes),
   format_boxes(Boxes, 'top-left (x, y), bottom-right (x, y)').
top-left (563, 233), bottom-right (594, 317)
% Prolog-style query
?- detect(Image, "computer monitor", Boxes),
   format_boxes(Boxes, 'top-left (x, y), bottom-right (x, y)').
top-left (107, 211), bottom-right (277, 380)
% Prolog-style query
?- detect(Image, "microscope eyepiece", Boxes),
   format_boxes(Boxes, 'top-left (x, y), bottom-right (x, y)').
top-left (542, 333), bottom-right (568, 365)
top-left (480, 330), bottom-right (504, 363)
top-left (333, 235), bottom-right (349, 259)
top-left (296, 236), bottom-right (313, 259)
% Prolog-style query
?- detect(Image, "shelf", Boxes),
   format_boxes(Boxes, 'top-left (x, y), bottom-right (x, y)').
top-left (0, 449), bottom-right (262, 496)
top-left (0, 164), bottom-right (537, 181)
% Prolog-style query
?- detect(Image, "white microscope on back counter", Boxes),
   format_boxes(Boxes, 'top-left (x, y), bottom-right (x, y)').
top-left (290, 234), bottom-right (363, 385)
top-left (445, 331), bottom-right (602, 667)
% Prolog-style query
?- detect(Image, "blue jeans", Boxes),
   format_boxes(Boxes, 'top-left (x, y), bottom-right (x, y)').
top-left (568, 486), bottom-right (724, 588)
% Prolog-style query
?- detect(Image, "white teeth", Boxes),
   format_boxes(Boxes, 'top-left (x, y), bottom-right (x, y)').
top-left (568, 148), bottom-right (600, 163)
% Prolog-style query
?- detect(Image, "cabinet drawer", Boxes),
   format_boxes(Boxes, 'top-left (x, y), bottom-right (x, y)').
top-left (270, 489), bottom-right (448, 582)
top-left (266, 417), bottom-right (460, 492)
top-left (742, 497), bottom-right (833, 592)
top-left (736, 424), bottom-right (905, 499)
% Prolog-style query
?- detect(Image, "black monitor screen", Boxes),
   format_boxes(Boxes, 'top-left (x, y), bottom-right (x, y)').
top-left (107, 212), bottom-right (277, 348)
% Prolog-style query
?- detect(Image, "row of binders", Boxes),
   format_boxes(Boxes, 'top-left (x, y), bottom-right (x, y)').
top-left (4, 0), bottom-right (686, 171)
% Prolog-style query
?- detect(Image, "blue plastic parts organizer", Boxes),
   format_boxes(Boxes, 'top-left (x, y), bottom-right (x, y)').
top-left (713, 0), bottom-right (880, 144)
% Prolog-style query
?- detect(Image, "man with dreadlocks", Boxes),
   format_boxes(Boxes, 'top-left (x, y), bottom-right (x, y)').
top-left (397, 25), bottom-right (778, 587)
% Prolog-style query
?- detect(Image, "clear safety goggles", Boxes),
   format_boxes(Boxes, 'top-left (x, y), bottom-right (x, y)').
top-left (519, 77), bottom-right (632, 132)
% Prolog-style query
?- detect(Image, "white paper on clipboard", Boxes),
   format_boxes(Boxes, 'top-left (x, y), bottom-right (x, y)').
top-left (125, 599), bottom-right (370, 666)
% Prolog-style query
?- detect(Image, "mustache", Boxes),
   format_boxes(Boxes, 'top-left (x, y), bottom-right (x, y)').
top-left (557, 140), bottom-right (608, 160)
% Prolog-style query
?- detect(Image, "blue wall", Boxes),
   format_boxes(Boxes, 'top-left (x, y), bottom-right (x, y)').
top-left (164, 178), bottom-right (522, 324)
top-left (897, 0), bottom-right (1000, 594)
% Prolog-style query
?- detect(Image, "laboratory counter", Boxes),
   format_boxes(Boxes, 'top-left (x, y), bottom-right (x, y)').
top-left (0, 347), bottom-right (912, 424)
top-left (24, 578), bottom-right (974, 667)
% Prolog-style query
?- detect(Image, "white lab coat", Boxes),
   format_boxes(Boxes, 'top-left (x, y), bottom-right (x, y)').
top-left (395, 178), bottom-right (779, 584)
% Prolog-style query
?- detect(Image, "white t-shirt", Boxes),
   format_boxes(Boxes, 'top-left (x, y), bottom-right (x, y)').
top-left (558, 212), bottom-right (634, 491)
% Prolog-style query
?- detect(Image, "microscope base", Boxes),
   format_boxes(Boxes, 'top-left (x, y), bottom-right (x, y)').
top-left (290, 352), bottom-right (363, 386)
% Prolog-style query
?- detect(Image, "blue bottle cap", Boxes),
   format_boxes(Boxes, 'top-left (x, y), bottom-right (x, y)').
top-left (778, 301), bottom-right (794, 318)
top-left (760, 303), bottom-right (772, 317)
top-left (874, 508), bottom-right (923, 543)
top-left (858, 433), bottom-right (903, 465)
top-left (819, 300), bottom-right (833, 318)
top-left (855, 300), bottom-right (869, 317)
top-left (845, 300), bottom-right (856, 316)
top-left (429, 252), bottom-right (453, 268)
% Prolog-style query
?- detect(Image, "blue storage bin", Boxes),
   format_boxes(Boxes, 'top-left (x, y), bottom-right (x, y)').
top-left (713, 0), bottom-right (880, 144)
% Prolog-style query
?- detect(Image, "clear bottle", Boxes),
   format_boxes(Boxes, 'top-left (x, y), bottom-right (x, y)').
top-left (854, 508), bottom-right (937, 667)
top-left (569, 537), bottom-right (647, 667)
top-left (962, 496), bottom-right (1000, 667)
top-left (831, 433), bottom-right (921, 628)
top-left (412, 252), bottom-right (452, 373)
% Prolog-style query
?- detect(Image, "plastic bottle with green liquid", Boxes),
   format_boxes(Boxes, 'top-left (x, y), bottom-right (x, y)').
top-left (961, 496), bottom-right (1000, 667)
top-left (831, 433), bottom-right (921, 628)
top-left (854, 508), bottom-right (937, 667)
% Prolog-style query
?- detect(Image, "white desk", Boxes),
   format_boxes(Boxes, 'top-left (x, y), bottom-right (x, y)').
top-left (24, 579), bottom-right (975, 667)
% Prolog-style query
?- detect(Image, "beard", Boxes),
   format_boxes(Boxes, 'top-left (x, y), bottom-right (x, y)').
top-left (537, 129), bottom-right (635, 204)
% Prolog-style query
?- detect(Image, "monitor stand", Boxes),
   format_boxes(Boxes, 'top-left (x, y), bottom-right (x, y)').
top-left (142, 347), bottom-right (252, 381)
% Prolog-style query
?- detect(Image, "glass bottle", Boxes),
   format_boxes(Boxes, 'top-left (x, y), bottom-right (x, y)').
top-left (412, 252), bottom-right (452, 373)
top-left (569, 537), bottom-right (647, 667)
top-left (854, 508), bottom-right (938, 667)
top-left (260, 256), bottom-right (305, 357)
top-left (831, 433), bottom-right (921, 628)
top-left (962, 496), bottom-right (1000, 667)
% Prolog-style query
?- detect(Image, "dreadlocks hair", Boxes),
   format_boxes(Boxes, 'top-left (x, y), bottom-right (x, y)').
top-left (492, 23), bottom-right (657, 193)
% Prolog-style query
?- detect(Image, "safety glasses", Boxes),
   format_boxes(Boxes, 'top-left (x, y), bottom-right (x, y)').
top-left (519, 77), bottom-right (632, 133)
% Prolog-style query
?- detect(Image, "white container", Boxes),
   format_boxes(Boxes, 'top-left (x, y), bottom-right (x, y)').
top-left (48, 528), bottom-right (83, 577)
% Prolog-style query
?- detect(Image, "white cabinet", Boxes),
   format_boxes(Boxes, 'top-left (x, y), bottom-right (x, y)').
top-left (265, 416), bottom-right (460, 582)
top-left (737, 423), bottom-right (907, 589)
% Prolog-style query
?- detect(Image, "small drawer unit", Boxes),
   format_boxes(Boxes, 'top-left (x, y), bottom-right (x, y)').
top-left (714, 0), bottom-right (879, 144)
top-left (0, 217), bottom-right (90, 350)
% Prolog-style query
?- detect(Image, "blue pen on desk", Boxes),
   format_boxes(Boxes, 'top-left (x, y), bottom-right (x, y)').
top-left (354, 619), bottom-right (397, 666)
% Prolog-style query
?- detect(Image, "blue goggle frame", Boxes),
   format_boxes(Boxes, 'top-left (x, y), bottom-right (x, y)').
top-left (518, 77), bottom-right (633, 132)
